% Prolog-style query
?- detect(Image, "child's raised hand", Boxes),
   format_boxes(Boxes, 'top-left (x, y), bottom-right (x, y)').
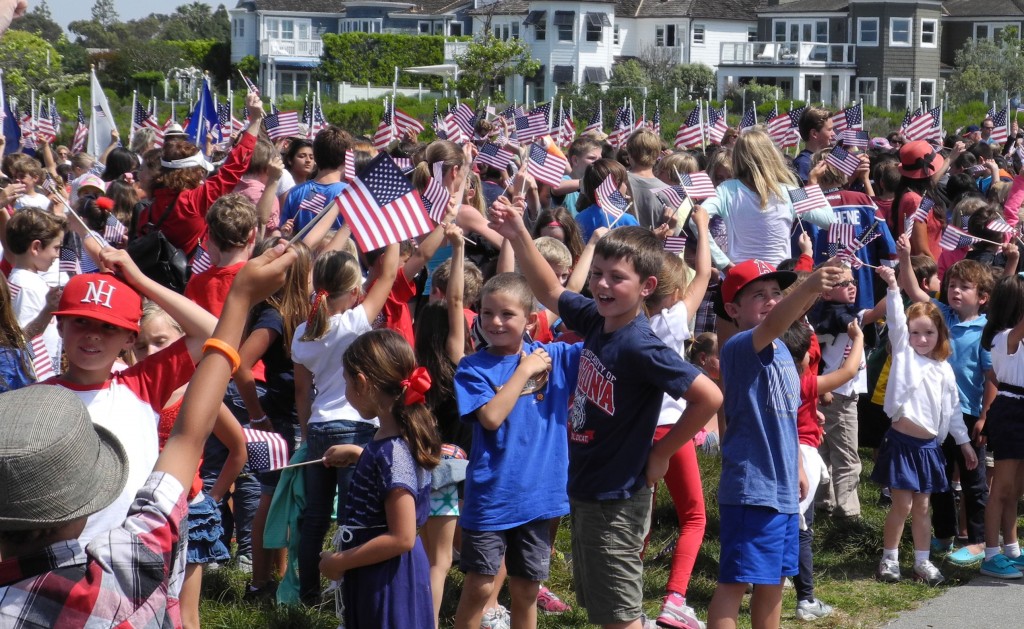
top-left (691, 205), bottom-right (709, 231)
top-left (798, 231), bottom-right (813, 257)
top-left (590, 227), bottom-right (609, 243)
top-left (99, 248), bottom-right (145, 285)
top-left (805, 264), bottom-right (845, 294)
top-left (847, 318), bottom-right (862, 341)
top-left (652, 223), bottom-right (671, 242)
top-left (1003, 240), bottom-right (1019, 260)
top-left (323, 444), bottom-right (363, 467)
top-left (443, 222), bottom-right (465, 249)
top-left (232, 240), bottom-right (297, 303)
top-left (279, 218), bottom-right (295, 238)
top-left (267, 154), bottom-right (284, 181)
top-left (961, 442), bottom-right (979, 470)
top-left (245, 91), bottom-right (264, 120)
top-left (520, 347), bottom-right (552, 377)
top-left (895, 233), bottom-right (911, 258)
top-left (43, 285), bottom-right (62, 313)
top-left (487, 196), bottom-right (525, 239)
top-left (876, 265), bottom-right (897, 288)
top-left (0, 182), bottom-right (25, 207)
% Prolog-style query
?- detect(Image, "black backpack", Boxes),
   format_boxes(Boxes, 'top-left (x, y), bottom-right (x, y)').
top-left (126, 197), bottom-right (190, 294)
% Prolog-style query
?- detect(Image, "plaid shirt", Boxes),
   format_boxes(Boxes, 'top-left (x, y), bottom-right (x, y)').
top-left (0, 472), bottom-right (187, 628)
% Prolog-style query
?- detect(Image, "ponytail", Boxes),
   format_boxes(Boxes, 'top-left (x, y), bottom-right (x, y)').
top-left (300, 251), bottom-right (363, 342)
top-left (411, 160), bottom-right (432, 191)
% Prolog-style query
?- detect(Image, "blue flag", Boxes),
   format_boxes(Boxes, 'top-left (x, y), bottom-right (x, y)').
top-left (185, 78), bottom-right (219, 149)
top-left (2, 99), bottom-right (19, 156)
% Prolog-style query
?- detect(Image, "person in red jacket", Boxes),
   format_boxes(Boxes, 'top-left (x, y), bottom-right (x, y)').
top-left (136, 91), bottom-right (264, 256)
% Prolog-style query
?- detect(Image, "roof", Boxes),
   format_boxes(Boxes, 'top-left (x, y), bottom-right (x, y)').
top-left (237, 0), bottom-right (347, 11)
top-left (401, 0), bottom-right (472, 15)
top-left (943, 0), bottom-right (1024, 18)
top-left (467, 0), bottom-right (529, 16)
top-left (471, 0), bottom-right (757, 19)
top-left (756, 0), bottom-right (848, 14)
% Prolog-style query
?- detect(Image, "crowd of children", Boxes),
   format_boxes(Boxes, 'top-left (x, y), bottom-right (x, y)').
top-left (3, 95), bottom-right (1024, 629)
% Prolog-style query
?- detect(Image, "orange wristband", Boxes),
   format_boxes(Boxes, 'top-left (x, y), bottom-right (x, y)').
top-left (202, 338), bottom-right (241, 374)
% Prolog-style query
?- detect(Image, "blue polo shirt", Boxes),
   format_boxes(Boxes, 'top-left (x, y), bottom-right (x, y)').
top-left (574, 203), bottom-right (639, 242)
top-left (934, 300), bottom-right (990, 417)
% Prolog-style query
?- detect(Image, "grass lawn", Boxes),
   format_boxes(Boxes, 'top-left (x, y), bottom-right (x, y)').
top-left (199, 449), bottom-right (990, 628)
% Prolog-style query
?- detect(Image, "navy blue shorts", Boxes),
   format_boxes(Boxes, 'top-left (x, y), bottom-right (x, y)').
top-left (460, 518), bottom-right (553, 581)
top-left (718, 504), bottom-right (799, 584)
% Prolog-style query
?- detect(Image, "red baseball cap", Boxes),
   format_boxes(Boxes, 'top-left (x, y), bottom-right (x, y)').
top-left (714, 259), bottom-right (796, 321)
top-left (52, 274), bottom-right (142, 333)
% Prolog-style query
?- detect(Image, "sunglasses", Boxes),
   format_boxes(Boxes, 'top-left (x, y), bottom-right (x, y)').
top-left (833, 280), bottom-right (855, 288)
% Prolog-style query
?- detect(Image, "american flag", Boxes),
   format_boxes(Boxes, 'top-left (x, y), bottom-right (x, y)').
top-left (679, 172), bottom-right (717, 200)
top-left (422, 160), bottom-right (451, 225)
top-left (766, 104), bottom-right (792, 147)
top-left (657, 185), bottom-right (686, 210)
top-left (72, 107), bottom-right (89, 153)
top-left (344, 149), bottom-right (356, 182)
top-left (451, 103), bottom-right (477, 137)
top-left (443, 108), bottom-right (466, 144)
top-left (29, 335), bottom-right (54, 381)
top-left (675, 105), bottom-right (704, 149)
top-left (103, 216), bottom-right (127, 245)
top-left (839, 130), bottom-right (869, 149)
top-left (372, 100), bottom-right (395, 150)
top-left (664, 235), bottom-right (688, 253)
top-left (35, 103), bottom-right (56, 144)
top-left (607, 105), bottom-right (633, 148)
top-left (216, 103), bottom-right (241, 139)
top-left (133, 101), bottom-right (154, 137)
top-left (708, 105), bottom-right (728, 144)
top-left (789, 184), bottom-right (829, 215)
top-left (739, 105), bottom-right (757, 131)
top-left (297, 191), bottom-right (329, 216)
top-left (990, 106), bottom-right (1010, 144)
top-left (264, 110), bottom-right (300, 140)
top-left (826, 145), bottom-right (862, 177)
top-left (649, 107), bottom-right (661, 135)
top-left (987, 218), bottom-right (1016, 234)
top-left (903, 106), bottom-right (942, 142)
top-left (239, 72), bottom-right (260, 95)
top-left (302, 98), bottom-right (312, 128)
top-left (59, 246), bottom-right (81, 275)
top-left (828, 223), bottom-right (856, 248)
top-left (531, 102), bottom-right (552, 123)
top-left (584, 101), bottom-right (603, 134)
top-left (333, 152), bottom-right (433, 252)
top-left (191, 244), bottom-right (212, 275)
top-left (50, 101), bottom-right (62, 129)
top-left (831, 102), bottom-right (863, 135)
top-left (432, 101), bottom-right (447, 140)
top-left (837, 223), bottom-right (881, 265)
top-left (905, 196), bottom-right (934, 236)
top-left (900, 108), bottom-right (916, 132)
top-left (394, 106), bottom-right (425, 136)
top-left (393, 157), bottom-right (414, 175)
top-left (514, 111), bottom-right (548, 144)
top-left (595, 174), bottom-right (629, 218)
top-left (475, 142), bottom-right (515, 171)
top-left (526, 141), bottom-right (569, 187)
top-left (243, 427), bottom-right (290, 472)
top-left (500, 103), bottom-right (524, 120)
top-left (560, 111), bottom-right (577, 147)
top-left (940, 225), bottom-right (976, 251)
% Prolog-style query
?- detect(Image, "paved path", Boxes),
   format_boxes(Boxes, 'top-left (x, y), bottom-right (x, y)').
top-left (884, 575), bottom-right (1023, 627)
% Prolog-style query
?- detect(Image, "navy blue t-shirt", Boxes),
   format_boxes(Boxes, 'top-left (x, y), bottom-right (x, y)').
top-left (558, 291), bottom-right (699, 501)
top-left (248, 303), bottom-right (296, 420)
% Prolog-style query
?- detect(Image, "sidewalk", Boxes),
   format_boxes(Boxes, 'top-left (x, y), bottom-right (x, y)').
top-left (884, 576), bottom-right (1023, 627)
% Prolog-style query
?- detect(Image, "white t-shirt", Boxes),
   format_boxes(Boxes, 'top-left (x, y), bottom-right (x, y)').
top-left (291, 306), bottom-right (378, 426)
top-left (725, 186), bottom-right (794, 267)
top-left (991, 329), bottom-right (1024, 389)
top-left (650, 301), bottom-right (691, 427)
top-left (13, 192), bottom-right (50, 211)
top-left (277, 169), bottom-right (296, 198)
top-left (8, 268), bottom-right (61, 375)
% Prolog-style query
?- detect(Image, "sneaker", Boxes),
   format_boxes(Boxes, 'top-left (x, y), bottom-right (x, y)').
top-left (235, 554), bottom-right (253, 574)
top-left (930, 537), bottom-right (954, 555)
top-left (795, 598), bottom-right (834, 621)
top-left (242, 582), bottom-right (277, 603)
top-left (1006, 554), bottom-right (1024, 570)
top-left (913, 560), bottom-right (944, 586)
top-left (980, 554), bottom-right (1024, 579)
top-left (877, 559), bottom-right (901, 583)
top-left (537, 586), bottom-right (571, 614)
top-left (877, 488), bottom-right (892, 508)
top-left (480, 606), bottom-right (511, 629)
top-left (656, 592), bottom-right (705, 629)
top-left (948, 546), bottom-right (985, 566)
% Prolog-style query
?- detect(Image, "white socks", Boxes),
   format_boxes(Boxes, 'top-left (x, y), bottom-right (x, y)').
top-left (985, 546), bottom-right (1001, 561)
top-left (914, 550), bottom-right (930, 565)
top-left (1005, 542), bottom-right (1021, 558)
top-left (882, 548), bottom-right (898, 562)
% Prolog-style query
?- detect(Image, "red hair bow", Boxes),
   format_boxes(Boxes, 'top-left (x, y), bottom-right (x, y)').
top-left (401, 366), bottom-right (432, 406)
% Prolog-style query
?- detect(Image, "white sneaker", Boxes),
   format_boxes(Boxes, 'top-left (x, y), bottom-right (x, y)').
top-left (480, 605), bottom-right (511, 629)
top-left (877, 559), bottom-right (901, 582)
top-left (795, 598), bottom-right (834, 621)
top-left (913, 560), bottom-right (944, 586)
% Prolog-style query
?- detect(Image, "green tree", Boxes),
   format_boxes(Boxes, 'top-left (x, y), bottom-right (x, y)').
top-left (91, 0), bottom-right (119, 27)
top-left (454, 33), bottom-right (540, 98)
top-left (235, 55), bottom-right (260, 81)
top-left (947, 28), bottom-right (1024, 106)
top-left (10, 2), bottom-right (63, 42)
top-left (0, 30), bottom-right (65, 99)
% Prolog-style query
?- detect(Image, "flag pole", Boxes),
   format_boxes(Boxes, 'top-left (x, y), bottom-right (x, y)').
top-left (129, 90), bottom-right (137, 146)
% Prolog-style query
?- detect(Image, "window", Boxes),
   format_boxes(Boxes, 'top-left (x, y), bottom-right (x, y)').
top-left (857, 18), bottom-right (878, 46)
top-left (974, 22), bottom-right (1019, 41)
top-left (692, 24), bottom-right (705, 46)
top-left (554, 11), bottom-right (574, 42)
top-left (340, 19), bottom-right (382, 34)
top-left (585, 13), bottom-right (609, 43)
top-left (553, 65), bottom-right (574, 84)
top-left (656, 25), bottom-right (677, 47)
top-left (419, 21), bottom-right (431, 34)
top-left (919, 79), bottom-right (935, 109)
top-left (535, 17), bottom-right (546, 40)
top-left (920, 19), bottom-right (937, 47)
top-left (856, 78), bottom-right (877, 107)
top-left (449, 22), bottom-right (463, 36)
top-left (613, 24), bottom-right (620, 45)
top-left (523, 11), bottom-right (544, 26)
top-left (888, 78), bottom-right (909, 111)
top-left (773, 19), bottom-right (827, 43)
top-left (748, 26), bottom-right (758, 43)
top-left (889, 17), bottom-right (911, 46)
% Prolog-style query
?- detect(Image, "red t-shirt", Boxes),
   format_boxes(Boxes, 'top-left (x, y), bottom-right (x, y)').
top-left (797, 330), bottom-right (824, 448)
top-left (370, 268), bottom-right (417, 346)
top-left (185, 262), bottom-right (245, 317)
top-left (898, 191), bottom-right (942, 260)
top-left (157, 396), bottom-right (204, 500)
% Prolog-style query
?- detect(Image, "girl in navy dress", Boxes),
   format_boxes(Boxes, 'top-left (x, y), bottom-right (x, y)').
top-left (319, 329), bottom-right (441, 628)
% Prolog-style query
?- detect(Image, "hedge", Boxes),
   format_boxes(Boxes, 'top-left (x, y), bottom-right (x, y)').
top-left (318, 33), bottom-right (462, 91)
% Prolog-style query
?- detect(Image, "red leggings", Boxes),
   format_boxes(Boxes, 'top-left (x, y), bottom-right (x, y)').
top-left (651, 426), bottom-right (706, 596)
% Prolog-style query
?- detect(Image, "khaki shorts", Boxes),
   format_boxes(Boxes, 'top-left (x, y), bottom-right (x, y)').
top-left (570, 487), bottom-right (653, 625)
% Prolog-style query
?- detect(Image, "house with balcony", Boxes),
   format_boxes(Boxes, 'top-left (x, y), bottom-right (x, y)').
top-left (472, 0), bottom-right (758, 104)
top-left (717, 0), bottom-right (944, 109)
top-left (230, 0), bottom-right (474, 99)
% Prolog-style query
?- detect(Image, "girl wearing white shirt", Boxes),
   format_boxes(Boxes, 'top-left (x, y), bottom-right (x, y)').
top-left (872, 266), bottom-right (977, 587)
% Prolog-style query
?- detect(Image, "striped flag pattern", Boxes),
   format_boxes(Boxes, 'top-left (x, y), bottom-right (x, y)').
top-left (72, 107), bottom-right (89, 153)
top-left (297, 191), bottom-right (328, 216)
top-left (242, 427), bottom-right (290, 472)
top-left (826, 145), bottom-right (862, 177)
top-left (29, 335), bottom-right (55, 381)
top-left (344, 149), bottom-right (356, 182)
top-left (675, 105), bottom-right (703, 149)
top-left (679, 172), bottom-right (717, 200)
top-left (789, 185), bottom-right (829, 216)
top-left (990, 106), bottom-right (1009, 145)
top-left (986, 218), bottom-right (1015, 234)
top-left (831, 102), bottom-right (863, 135)
top-left (739, 105), bottom-right (757, 131)
top-left (191, 244), bottom-right (213, 275)
top-left (394, 106), bottom-right (425, 136)
top-left (595, 174), bottom-right (629, 218)
top-left (707, 105), bottom-right (728, 144)
top-left (584, 101), bottom-right (603, 134)
top-left (422, 161), bottom-right (451, 225)
top-left (905, 196), bottom-right (934, 236)
top-left (664, 235), bottom-right (688, 253)
top-left (475, 142), bottom-right (515, 171)
top-left (526, 141), bottom-right (569, 187)
top-left (264, 110), bottom-right (300, 140)
top-left (940, 225), bottom-right (976, 251)
top-left (372, 99), bottom-right (395, 150)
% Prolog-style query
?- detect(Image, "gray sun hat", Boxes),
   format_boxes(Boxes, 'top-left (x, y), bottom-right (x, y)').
top-left (0, 386), bottom-right (129, 532)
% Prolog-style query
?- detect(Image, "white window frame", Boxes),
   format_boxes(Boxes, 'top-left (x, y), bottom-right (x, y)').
top-left (920, 18), bottom-right (937, 47)
top-left (974, 22), bottom-right (1020, 41)
top-left (889, 17), bottom-right (911, 47)
top-left (339, 18), bottom-right (382, 34)
top-left (772, 19), bottom-right (828, 43)
top-left (613, 23), bottom-right (620, 45)
top-left (856, 17), bottom-right (878, 46)
top-left (449, 21), bottom-right (463, 36)
top-left (919, 79), bottom-right (936, 109)
top-left (888, 77), bottom-right (910, 111)
top-left (692, 24), bottom-right (705, 46)
top-left (747, 26), bottom-right (757, 43)
top-left (418, 20), bottom-right (432, 34)
top-left (656, 24), bottom-right (679, 47)
top-left (856, 77), bottom-right (877, 107)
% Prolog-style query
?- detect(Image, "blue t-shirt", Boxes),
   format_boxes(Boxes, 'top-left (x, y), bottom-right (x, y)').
top-left (719, 329), bottom-right (801, 514)
top-left (934, 300), bottom-right (991, 417)
top-left (280, 180), bottom-right (347, 232)
top-left (574, 203), bottom-right (640, 243)
top-left (0, 347), bottom-right (34, 393)
top-left (793, 149), bottom-right (813, 183)
top-left (558, 291), bottom-right (699, 501)
top-left (455, 340), bottom-right (581, 530)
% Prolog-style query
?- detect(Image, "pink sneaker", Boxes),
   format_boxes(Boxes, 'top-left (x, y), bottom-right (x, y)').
top-left (656, 592), bottom-right (705, 629)
top-left (536, 586), bottom-right (571, 614)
